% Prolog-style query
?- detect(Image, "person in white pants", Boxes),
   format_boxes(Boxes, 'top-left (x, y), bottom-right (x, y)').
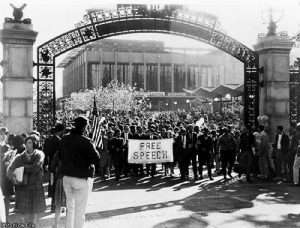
top-left (63, 176), bottom-right (93, 228)
top-left (60, 116), bottom-right (100, 228)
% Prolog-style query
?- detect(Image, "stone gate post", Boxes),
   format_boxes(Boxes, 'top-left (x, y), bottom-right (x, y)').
top-left (254, 21), bottom-right (293, 138)
top-left (0, 12), bottom-right (37, 134)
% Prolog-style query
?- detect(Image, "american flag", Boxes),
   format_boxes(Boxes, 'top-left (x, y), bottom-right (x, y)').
top-left (90, 96), bottom-right (105, 148)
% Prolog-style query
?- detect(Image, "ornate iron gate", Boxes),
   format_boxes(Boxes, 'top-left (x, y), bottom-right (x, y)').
top-left (290, 66), bottom-right (300, 124)
top-left (35, 5), bottom-right (259, 133)
top-left (244, 55), bottom-right (259, 128)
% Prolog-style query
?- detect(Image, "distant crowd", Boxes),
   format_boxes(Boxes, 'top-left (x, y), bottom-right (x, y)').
top-left (1, 110), bottom-right (300, 228)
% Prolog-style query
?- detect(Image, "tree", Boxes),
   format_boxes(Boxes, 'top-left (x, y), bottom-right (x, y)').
top-left (64, 80), bottom-right (147, 114)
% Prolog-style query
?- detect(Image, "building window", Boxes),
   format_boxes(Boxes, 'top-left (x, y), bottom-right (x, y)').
top-left (146, 64), bottom-right (158, 91)
top-left (132, 64), bottom-right (144, 90)
top-left (160, 64), bottom-right (172, 92)
top-left (174, 64), bottom-right (185, 92)
top-left (102, 62), bottom-right (114, 87)
top-left (117, 63), bottom-right (129, 85)
top-left (187, 65), bottom-right (200, 89)
top-left (89, 63), bottom-right (101, 89)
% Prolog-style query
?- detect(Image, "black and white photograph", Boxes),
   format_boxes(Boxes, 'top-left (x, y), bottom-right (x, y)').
top-left (1, 0), bottom-right (300, 227)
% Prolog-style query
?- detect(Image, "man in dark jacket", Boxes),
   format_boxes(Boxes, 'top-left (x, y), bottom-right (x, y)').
top-left (60, 116), bottom-right (100, 228)
top-left (274, 126), bottom-right (290, 179)
top-left (44, 123), bottom-right (64, 212)
top-left (198, 128), bottom-right (214, 180)
top-left (218, 127), bottom-right (236, 181)
top-left (121, 125), bottom-right (133, 177)
top-left (186, 125), bottom-right (198, 180)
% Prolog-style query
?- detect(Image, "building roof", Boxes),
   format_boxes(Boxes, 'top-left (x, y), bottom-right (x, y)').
top-left (183, 87), bottom-right (215, 98)
top-left (184, 84), bottom-right (243, 98)
top-left (57, 38), bottom-right (216, 68)
top-left (57, 47), bottom-right (85, 68)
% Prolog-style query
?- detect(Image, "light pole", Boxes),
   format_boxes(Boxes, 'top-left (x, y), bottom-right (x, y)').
top-left (186, 99), bottom-right (191, 110)
top-left (225, 93), bottom-right (232, 113)
top-left (173, 101), bottom-right (178, 111)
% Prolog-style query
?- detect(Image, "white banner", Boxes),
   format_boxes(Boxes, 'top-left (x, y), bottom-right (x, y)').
top-left (128, 139), bottom-right (174, 164)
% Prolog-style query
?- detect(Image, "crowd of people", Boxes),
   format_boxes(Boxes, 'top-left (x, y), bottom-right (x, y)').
top-left (1, 110), bottom-right (300, 228)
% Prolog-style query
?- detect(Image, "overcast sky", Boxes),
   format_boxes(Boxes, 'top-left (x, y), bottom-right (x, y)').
top-left (1, 0), bottom-right (300, 97)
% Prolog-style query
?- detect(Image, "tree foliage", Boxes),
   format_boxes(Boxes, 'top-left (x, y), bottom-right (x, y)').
top-left (65, 80), bottom-right (146, 113)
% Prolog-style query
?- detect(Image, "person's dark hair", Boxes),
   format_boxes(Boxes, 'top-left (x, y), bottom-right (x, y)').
top-left (25, 135), bottom-right (38, 149)
top-left (7, 134), bottom-right (15, 147)
top-left (72, 116), bottom-right (89, 134)
top-left (21, 133), bottom-right (27, 139)
top-left (0, 127), bottom-right (8, 135)
top-left (13, 135), bottom-right (25, 149)
top-left (277, 126), bottom-right (283, 131)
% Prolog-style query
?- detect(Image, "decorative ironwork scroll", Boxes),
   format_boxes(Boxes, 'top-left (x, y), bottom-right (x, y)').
top-left (244, 55), bottom-right (259, 128)
top-left (36, 5), bottom-right (259, 133)
top-left (290, 67), bottom-right (300, 124)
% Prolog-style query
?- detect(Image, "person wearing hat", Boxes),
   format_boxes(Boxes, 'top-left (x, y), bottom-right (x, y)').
top-left (43, 123), bottom-right (65, 212)
top-left (60, 116), bottom-right (100, 228)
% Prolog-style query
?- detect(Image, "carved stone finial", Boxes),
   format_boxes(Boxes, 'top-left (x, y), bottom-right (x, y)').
top-left (266, 8), bottom-right (280, 37)
top-left (10, 3), bottom-right (27, 22)
top-left (267, 20), bottom-right (277, 36)
top-left (5, 3), bottom-right (31, 24)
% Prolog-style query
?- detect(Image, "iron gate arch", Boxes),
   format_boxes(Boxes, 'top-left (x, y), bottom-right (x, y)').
top-left (36, 6), bottom-right (259, 133)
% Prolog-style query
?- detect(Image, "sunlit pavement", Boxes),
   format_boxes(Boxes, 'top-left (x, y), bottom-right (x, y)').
top-left (8, 169), bottom-right (300, 228)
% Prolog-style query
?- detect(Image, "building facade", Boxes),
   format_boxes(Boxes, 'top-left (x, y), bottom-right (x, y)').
top-left (58, 39), bottom-right (243, 110)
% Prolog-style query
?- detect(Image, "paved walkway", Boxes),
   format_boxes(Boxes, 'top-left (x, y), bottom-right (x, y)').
top-left (7, 171), bottom-right (300, 228)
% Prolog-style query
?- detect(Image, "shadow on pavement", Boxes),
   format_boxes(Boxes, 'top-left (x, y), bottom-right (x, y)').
top-left (92, 174), bottom-right (202, 192)
top-left (185, 178), bottom-right (300, 228)
top-left (8, 174), bottom-right (300, 228)
top-left (153, 217), bottom-right (208, 228)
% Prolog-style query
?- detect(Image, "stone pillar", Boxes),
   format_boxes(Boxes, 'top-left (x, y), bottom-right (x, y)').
top-left (128, 56), bottom-right (133, 87)
top-left (171, 63), bottom-right (174, 92)
top-left (254, 32), bottom-right (293, 137)
top-left (0, 22), bottom-right (37, 134)
top-left (143, 53), bottom-right (146, 91)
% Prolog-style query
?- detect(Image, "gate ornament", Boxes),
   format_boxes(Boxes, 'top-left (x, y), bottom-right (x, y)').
top-left (36, 4), bottom-right (259, 133)
top-left (5, 3), bottom-right (31, 24)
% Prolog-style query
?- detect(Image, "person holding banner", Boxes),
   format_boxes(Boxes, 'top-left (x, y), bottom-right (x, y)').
top-left (145, 126), bottom-right (160, 177)
top-left (133, 126), bottom-right (146, 176)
